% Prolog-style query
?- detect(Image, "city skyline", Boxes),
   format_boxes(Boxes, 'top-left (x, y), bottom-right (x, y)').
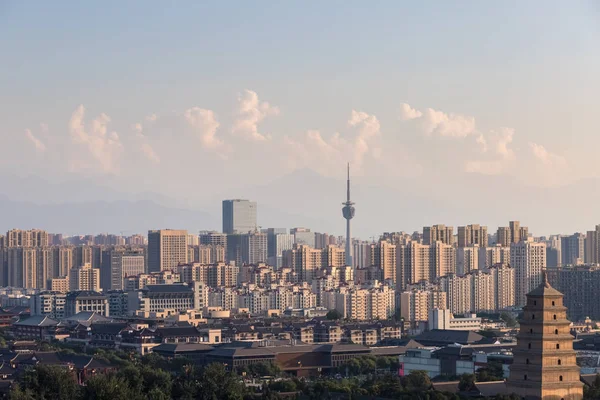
top-left (1, 2), bottom-right (600, 238)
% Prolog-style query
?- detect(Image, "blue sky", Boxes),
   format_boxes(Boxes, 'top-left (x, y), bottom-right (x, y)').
top-left (1, 1), bottom-right (599, 236)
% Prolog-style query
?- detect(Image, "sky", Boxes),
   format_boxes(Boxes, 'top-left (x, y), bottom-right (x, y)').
top-left (1, 1), bottom-right (600, 237)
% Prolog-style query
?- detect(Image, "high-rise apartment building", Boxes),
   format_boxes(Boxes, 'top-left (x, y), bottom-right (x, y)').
top-left (69, 263), bottom-right (101, 292)
top-left (54, 246), bottom-right (73, 277)
top-left (399, 289), bottom-right (447, 323)
top-left (0, 248), bottom-right (7, 287)
top-left (101, 247), bottom-right (145, 290)
top-left (561, 233), bottom-right (585, 266)
top-left (439, 274), bottom-right (472, 314)
top-left (547, 265), bottom-right (600, 320)
top-left (367, 241), bottom-right (397, 284)
top-left (496, 227), bottom-right (511, 247)
top-left (353, 240), bottom-right (370, 269)
top-left (189, 245), bottom-right (225, 264)
top-left (546, 235), bottom-right (562, 268)
top-left (489, 263), bottom-right (515, 310)
top-left (585, 227), bottom-right (599, 264)
top-left (314, 232), bottom-right (336, 249)
top-left (6, 229), bottom-right (48, 248)
top-left (478, 245), bottom-right (510, 270)
top-left (510, 239), bottom-right (546, 306)
top-left (291, 228), bottom-right (315, 248)
top-left (335, 285), bottom-right (396, 320)
top-left (497, 221), bottom-right (529, 246)
top-left (283, 244), bottom-right (345, 283)
top-left (267, 232), bottom-right (293, 268)
top-left (422, 225), bottom-right (454, 246)
top-left (8, 247), bottom-right (38, 289)
top-left (397, 241), bottom-right (455, 290)
top-left (470, 270), bottom-right (495, 313)
top-left (439, 270), bottom-right (505, 314)
top-left (199, 231), bottom-right (228, 247)
top-left (457, 225), bottom-right (488, 248)
top-left (456, 246), bottom-right (479, 275)
top-left (226, 232), bottom-right (268, 265)
top-left (148, 229), bottom-right (188, 272)
top-left (222, 199), bottom-right (257, 234)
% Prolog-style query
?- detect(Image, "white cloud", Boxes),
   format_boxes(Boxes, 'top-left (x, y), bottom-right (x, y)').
top-left (476, 134), bottom-right (487, 152)
top-left (399, 102), bottom-right (476, 138)
top-left (133, 123), bottom-right (144, 136)
top-left (464, 160), bottom-right (506, 175)
top-left (68, 105), bottom-right (123, 174)
top-left (529, 142), bottom-right (567, 167)
top-left (463, 128), bottom-right (515, 175)
top-left (282, 110), bottom-right (381, 174)
top-left (399, 103), bottom-right (422, 121)
top-left (494, 128), bottom-right (515, 159)
top-left (232, 89), bottom-right (280, 141)
top-left (141, 142), bottom-right (160, 164)
top-left (348, 110), bottom-right (381, 167)
top-left (184, 107), bottom-right (222, 148)
top-left (25, 129), bottom-right (46, 153)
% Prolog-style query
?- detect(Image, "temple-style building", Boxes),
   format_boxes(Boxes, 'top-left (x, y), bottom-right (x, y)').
top-left (506, 270), bottom-right (583, 400)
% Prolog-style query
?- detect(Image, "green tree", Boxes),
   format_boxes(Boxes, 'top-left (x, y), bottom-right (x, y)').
top-left (8, 386), bottom-right (35, 400)
top-left (500, 312), bottom-right (517, 328)
top-left (198, 363), bottom-right (245, 400)
top-left (476, 361), bottom-right (504, 382)
top-left (270, 380), bottom-right (297, 393)
top-left (17, 365), bottom-right (80, 400)
top-left (584, 374), bottom-right (600, 399)
top-left (82, 372), bottom-right (141, 400)
top-left (403, 370), bottom-right (432, 392)
top-left (116, 365), bottom-right (144, 393)
top-left (140, 365), bottom-right (172, 399)
top-left (326, 309), bottom-right (342, 320)
top-left (458, 373), bottom-right (476, 392)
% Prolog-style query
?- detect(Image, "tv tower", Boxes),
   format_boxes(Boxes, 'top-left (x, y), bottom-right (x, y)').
top-left (342, 163), bottom-right (355, 267)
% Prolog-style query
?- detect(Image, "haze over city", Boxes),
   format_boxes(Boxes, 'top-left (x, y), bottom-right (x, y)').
top-left (2, 2), bottom-right (600, 237)
top-left (3, 3), bottom-right (600, 399)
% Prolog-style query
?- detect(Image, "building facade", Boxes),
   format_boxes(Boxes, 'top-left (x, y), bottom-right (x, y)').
top-left (148, 229), bottom-right (188, 272)
top-left (222, 199), bottom-right (257, 234)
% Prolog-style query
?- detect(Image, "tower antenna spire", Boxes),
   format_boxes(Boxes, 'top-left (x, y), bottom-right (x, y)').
top-left (342, 162), bottom-right (355, 267)
top-left (347, 162), bottom-right (351, 202)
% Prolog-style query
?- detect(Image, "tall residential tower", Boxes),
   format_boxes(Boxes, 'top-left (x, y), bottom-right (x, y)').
top-left (342, 164), bottom-right (355, 267)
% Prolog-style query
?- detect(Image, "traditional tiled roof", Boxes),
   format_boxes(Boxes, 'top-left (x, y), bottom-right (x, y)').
top-left (414, 329), bottom-right (485, 345)
top-left (90, 323), bottom-right (128, 335)
top-left (155, 326), bottom-right (200, 337)
top-left (12, 316), bottom-right (58, 327)
top-left (152, 343), bottom-right (214, 354)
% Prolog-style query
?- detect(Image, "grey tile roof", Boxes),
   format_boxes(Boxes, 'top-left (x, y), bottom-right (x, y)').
top-left (13, 316), bottom-right (58, 327)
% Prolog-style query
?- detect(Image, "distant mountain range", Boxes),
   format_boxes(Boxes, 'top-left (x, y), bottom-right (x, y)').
top-left (0, 170), bottom-right (598, 237)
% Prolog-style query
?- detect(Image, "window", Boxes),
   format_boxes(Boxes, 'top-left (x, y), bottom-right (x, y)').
top-left (554, 314), bottom-right (557, 320)
top-left (534, 301), bottom-right (537, 306)
top-left (530, 329), bottom-right (533, 334)
top-left (524, 375), bottom-right (528, 381)
top-left (555, 329), bottom-right (559, 335)
top-left (552, 301), bottom-right (555, 306)
top-left (558, 359), bottom-right (561, 365)
top-left (526, 359), bottom-right (530, 364)
top-left (528, 343), bottom-right (532, 349)
top-left (532, 314), bottom-right (535, 320)
top-left (559, 376), bottom-right (563, 381)
top-left (556, 344), bottom-right (560, 349)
